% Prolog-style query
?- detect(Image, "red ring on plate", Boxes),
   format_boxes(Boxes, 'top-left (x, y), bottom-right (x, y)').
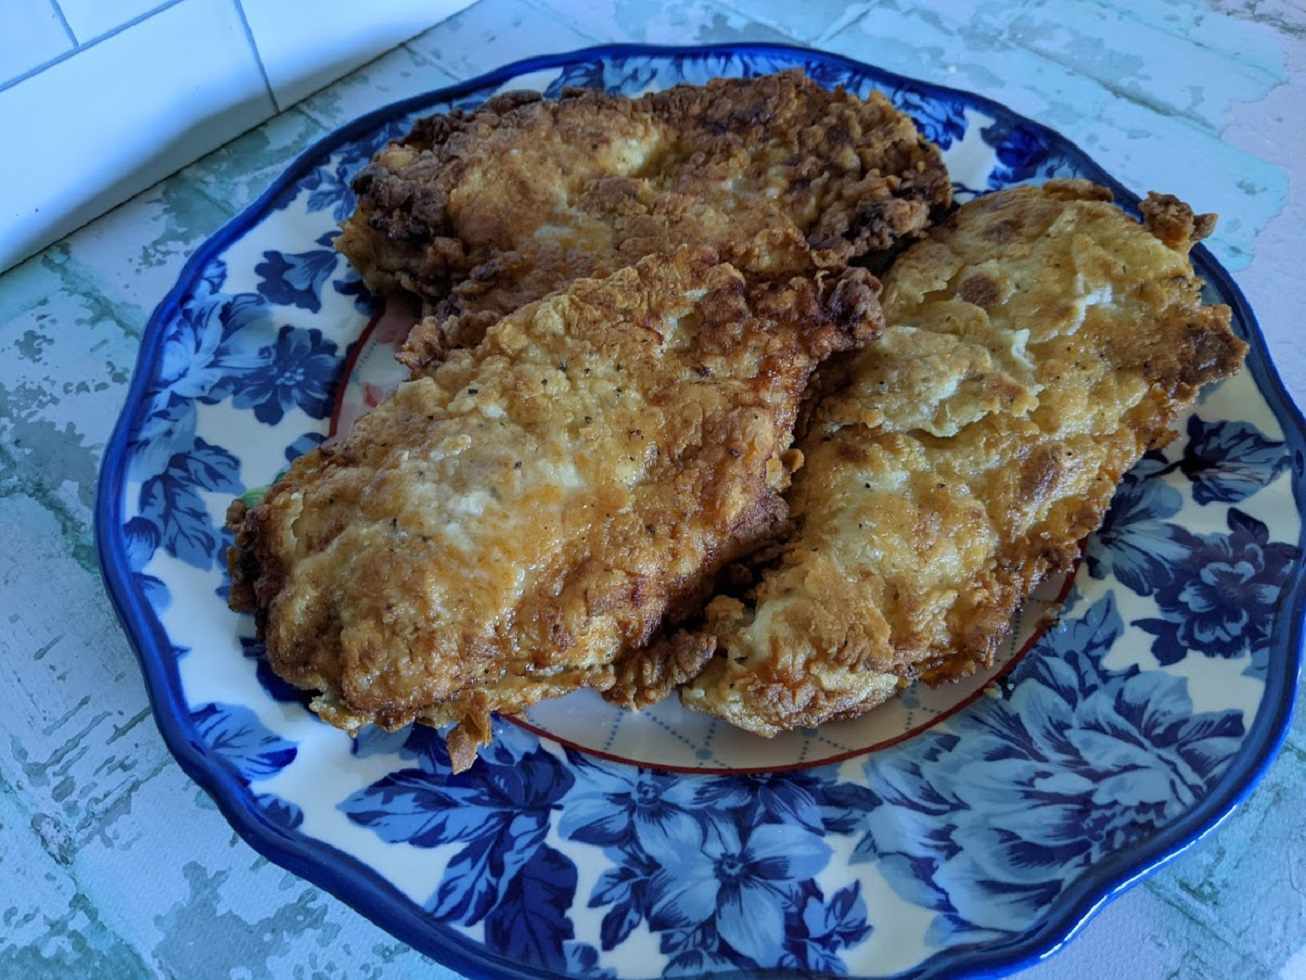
top-left (505, 565), bottom-right (1077, 774)
top-left (331, 303), bottom-right (1080, 774)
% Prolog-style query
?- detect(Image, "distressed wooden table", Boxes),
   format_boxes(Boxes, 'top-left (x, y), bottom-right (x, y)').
top-left (2, 1), bottom-right (1303, 976)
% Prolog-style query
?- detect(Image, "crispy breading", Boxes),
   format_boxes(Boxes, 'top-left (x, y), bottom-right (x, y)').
top-left (226, 247), bottom-right (882, 770)
top-left (650, 181), bottom-right (1247, 735)
top-left (334, 69), bottom-right (948, 372)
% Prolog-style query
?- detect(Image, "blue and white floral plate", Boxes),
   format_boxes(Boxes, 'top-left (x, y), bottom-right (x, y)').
top-left (96, 44), bottom-right (1304, 979)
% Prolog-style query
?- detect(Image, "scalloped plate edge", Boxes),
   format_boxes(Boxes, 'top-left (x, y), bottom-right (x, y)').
top-left (94, 42), bottom-right (1306, 980)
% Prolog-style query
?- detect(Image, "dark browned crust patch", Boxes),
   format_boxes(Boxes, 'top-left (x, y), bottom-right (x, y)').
top-left (671, 180), bottom-right (1248, 738)
top-left (225, 248), bottom-right (883, 770)
top-left (333, 69), bottom-right (948, 374)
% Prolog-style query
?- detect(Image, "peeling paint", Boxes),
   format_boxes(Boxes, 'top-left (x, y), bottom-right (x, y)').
top-left (137, 179), bottom-right (233, 271)
top-left (0, 894), bottom-right (150, 979)
top-left (40, 245), bottom-right (148, 340)
top-left (14, 329), bottom-right (51, 363)
top-left (0, 2), bottom-right (1301, 978)
top-left (0, 397), bottom-right (100, 574)
top-left (186, 110), bottom-right (328, 212)
top-left (152, 864), bottom-right (343, 978)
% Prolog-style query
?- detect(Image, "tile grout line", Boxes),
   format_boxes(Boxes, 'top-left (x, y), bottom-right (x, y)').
top-left (230, 0), bottom-right (280, 113)
top-left (711, 0), bottom-right (874, 47)
top-left (814, 3), bottom-right (880, 45)
top-left (290, 44), bottom-right (460, 130)
top-left (0, 767), bottom-right (157, 973)
top-left (3, 153), bottom-right (242, 281)
top-left (300, 1), bottom-right (485, 105)
top-left (47, 0), bottom-right (79, 47)
top-left (288, 98), bottom-right (352, 134)
top-left (705, 0), bottom-right (810, 41)
top-left (827, 1), bottom-right (1216, 134)
top-left (515, 0), bottom-right (603, 44)
top-left (394, 40), bottom-right (468, 93)
top-left (0, 0), bottom-right (186, 95)
top-left (1083, 0), bottom-right (1281, 83)
top-left (398, 38), bottom-right (467, 82)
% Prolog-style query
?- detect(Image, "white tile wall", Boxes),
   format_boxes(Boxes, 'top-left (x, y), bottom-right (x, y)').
top-left (405, 0), bottom-right (598, 78)
top-left (0, 0), bottom-right (477, 272)
top-left (54, 0), bottom-right (168, 43)
top-left (1, 0), bottom-right (271, 271)
top-left (241, 0), bottom-right (474, 109)
top-left (0, 0), bottom-right (74, 80)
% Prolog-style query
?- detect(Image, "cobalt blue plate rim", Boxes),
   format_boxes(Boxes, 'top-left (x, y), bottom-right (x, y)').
top-left (94, 42), bottom-right (1304, 980)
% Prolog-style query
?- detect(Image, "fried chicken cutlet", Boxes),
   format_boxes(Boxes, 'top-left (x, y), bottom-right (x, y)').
top-left (622, 181), bottom-right (1246, 735)
top-left (226, 247), bottom-right (882, 770)
top-left (334, 69), bottom-right (949, 372)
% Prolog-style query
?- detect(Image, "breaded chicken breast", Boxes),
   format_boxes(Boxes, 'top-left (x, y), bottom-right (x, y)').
top-left (334, 69), bottom-right (948, 372)
top-left (226, 247), bottom-right (882, 769)
top-left (626, 181), bottom-right (1246, 735)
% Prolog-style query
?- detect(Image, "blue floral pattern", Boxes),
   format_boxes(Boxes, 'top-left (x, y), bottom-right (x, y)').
top-left (138, 436), bottom-right (243, 570)
top-left (1180, 416), bottom-right (1292, 505)
top-left (983, 119), bottom-right (1071, 188)
top-left (331, 268), bottom-right (377, 314)
top-left (888, 87), bottom-right (968, 149)
top-left (122, 515), bottom-right (169, 610)
top-left (230, 325), bottom-right (340, 425)
top-left (1082, 424), bottom-right (1299, 679)
top-left (126, 266), bottom-right (265, 480)
top-left (559, 752), bottom-right (872, 974)
top-left (192, 702), bottom-right (303, 829)
top-left (105, 45), bottom-right (1302, 980)
top-left (1085, 451), bottom-right (1187, 596)
top-left (341, 726), bottom-right (602, 973)
top-left (280, 116), bottom-right (418, 221)
top-left (255, 233), bottom-right (341, 312)
top-left (124, 254), bottom-right (342, 569)
top-left (853, 594), bottom-right (1245, 942)
top-left (1136, 509), bottom-right (1298, 677)
top-left (645, 820), bottom-right (830, 967)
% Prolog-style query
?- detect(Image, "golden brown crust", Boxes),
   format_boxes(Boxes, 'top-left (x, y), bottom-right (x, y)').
top-left (675, 180), bottom-right (1247, 737)
top-left (1140, 190), bottom-right (1218, 250)
top-left (606, 630), bottom-right (719, 710)
top-left (227, 248), bottom-right (883, 768)
top-left (334, 70), bottom-right (948, 372)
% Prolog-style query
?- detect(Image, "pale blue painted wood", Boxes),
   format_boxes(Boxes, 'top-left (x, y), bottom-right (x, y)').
top-left (0, 0), bottom-right (1302, 976)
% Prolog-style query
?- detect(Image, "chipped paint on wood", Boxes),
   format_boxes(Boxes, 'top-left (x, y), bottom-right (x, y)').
top-left (0, 1), bottom-right (1302, 977)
